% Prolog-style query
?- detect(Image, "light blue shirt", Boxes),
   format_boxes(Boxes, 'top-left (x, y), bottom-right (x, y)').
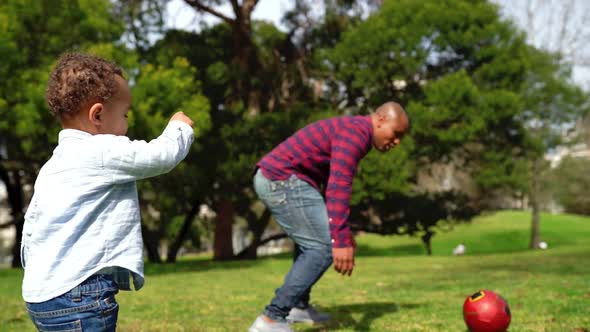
top-left (21, 121), bottom-right (194, 303)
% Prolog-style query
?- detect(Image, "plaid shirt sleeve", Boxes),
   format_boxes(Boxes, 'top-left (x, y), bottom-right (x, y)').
top-left (326, 128), bottom-right (368, 248)
top-left (102, 120), bottom-right (194, 183)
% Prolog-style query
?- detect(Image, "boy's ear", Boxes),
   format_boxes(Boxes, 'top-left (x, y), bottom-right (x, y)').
top-left (88, 103), bottom-right (103, 126)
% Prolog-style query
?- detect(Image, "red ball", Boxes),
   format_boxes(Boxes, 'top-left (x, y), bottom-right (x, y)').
top-left (463, 290), bottom-right (511, 332)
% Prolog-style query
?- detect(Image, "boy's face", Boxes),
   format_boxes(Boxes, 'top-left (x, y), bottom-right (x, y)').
top-left (100, 75), bottom-right (131, 136)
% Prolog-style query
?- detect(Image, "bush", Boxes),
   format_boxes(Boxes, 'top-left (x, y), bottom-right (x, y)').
top-left (550, 157), bottom-right (590, 215)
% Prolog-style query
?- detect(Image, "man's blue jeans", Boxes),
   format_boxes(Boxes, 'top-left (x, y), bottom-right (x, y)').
top-left (254, 169), bottom-right (333, 322)
top-left (26, 274), bottom-right (119, 331)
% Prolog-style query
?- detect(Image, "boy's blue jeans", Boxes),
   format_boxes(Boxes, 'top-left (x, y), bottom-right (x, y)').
top-left (254, 170), bottom-right (333, 322)
top-left (26, 274), bottom-right (119, 331)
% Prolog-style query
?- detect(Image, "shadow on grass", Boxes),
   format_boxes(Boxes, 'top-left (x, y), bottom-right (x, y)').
top-left (356, 243), bottom-right (426, 257)
top-left (146, 244), bottom-right (590, 276)
top-left (298, 302), bottom-right (422, 332)
top-left (144, 243), bottom-right (426, 277)
top-left (144, 250), bottom-right (301, 276)
top-left (144, 257), bottom-right (263, 276)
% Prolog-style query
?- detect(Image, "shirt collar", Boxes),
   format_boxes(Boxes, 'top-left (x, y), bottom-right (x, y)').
top-left (362, 115), bottom-right (374, 151)
top-left (58, 129), bottom-right (93, 143)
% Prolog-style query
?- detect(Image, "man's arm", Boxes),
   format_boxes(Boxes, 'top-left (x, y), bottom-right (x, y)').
top-left (103, 112), bottom-right (194, 183)
top-left (326, 128), bottom-right (368, 275)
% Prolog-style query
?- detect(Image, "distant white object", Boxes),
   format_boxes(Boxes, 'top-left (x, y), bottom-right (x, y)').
top-left (453, 243), bottom-right (466, 256)
top-left (538, 241), bottom-right (548, 250)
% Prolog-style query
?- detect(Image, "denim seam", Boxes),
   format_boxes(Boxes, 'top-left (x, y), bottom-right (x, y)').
top-left (37, 319), bottom-right (82, 332)
top-left (101, 297), bottom-right (118, 315)
top-left (66, 289), bottom-right (112, 296)
top-left (38, 324), bottom-right (81, 332)
top-left (76, 286), bottom-right (118, 294)
top-left (101, 301), bottom-right (107, 331)
top-left (28, 301), bottom-right (100, 318)
top-left (41, 328), bottom-right (81, 332)
top-left (297, 186), bottom-right (314, 231)
top-left (296, 185), bottom-right (330, 248)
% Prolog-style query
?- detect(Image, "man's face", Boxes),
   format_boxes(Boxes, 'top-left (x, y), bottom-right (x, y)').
top-left (100, 75), bottom-right (131, 136)
top-left (372, 114), bottom-right (408, 152)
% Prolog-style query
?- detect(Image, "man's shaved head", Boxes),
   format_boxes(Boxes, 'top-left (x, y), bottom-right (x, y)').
top-left (375, 101), bottom-right (408, 124)
top-left (370, 101), bottom-right (409, 152)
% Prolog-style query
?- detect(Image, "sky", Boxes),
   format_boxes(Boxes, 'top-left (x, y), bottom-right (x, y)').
top-left (493, 0), bottom-right (590, 89)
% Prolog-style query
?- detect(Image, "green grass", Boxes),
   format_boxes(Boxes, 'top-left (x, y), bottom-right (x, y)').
top-left (1, 211), bottom-right (589, 331)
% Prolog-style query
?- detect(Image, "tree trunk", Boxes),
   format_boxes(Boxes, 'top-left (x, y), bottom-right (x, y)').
top-left (0, 165), bottom-right (25, 268)
top-left (213, 197), bottom-right (235, 261)
top-left (421, 230), bottom-right (434, 256)
top-left (235, 208), bottom-right (271, 259)
top-left (185, 0), bottom-right (262, 113)
top-left (529, 159), bottom-right (541, 249)
top-left (141, 224), bottom-right (162, 263)
top-left (166, 201), bottom-right (200, 263)
top-left (236, 232), bottom-right (288, 259)
top-left (11, 215), bottom-right (24, 268)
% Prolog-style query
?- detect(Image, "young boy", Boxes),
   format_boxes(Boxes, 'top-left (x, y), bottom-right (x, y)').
top-left (21, 53), bottom-right (194, 331)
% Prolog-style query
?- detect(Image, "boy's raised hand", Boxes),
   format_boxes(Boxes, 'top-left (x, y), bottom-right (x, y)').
top-left (170, 111), bottom-right (194, 127)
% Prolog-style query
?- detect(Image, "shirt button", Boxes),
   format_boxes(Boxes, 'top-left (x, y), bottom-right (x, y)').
top-left (329, 218), bottom-right (333, 222)
top-left (331, 239), bottom-right (335, 243)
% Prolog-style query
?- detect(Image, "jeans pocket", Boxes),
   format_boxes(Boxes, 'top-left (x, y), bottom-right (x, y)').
top-left (264, 190), bottom-right (287, 208)
top-left (36, 319), bottom-right (82, 332)
top-left (101, 295), bottom-right (119, 315)
top-left (99, 296), bottom-right (119, 332)
top-left (255, 174), bottom-right (288, 208)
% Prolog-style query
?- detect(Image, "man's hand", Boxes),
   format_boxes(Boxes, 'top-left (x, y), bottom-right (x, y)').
top-left (170, 111), bottom-right (194, 127)
top-left (332, 246), bottom-right (355, 276)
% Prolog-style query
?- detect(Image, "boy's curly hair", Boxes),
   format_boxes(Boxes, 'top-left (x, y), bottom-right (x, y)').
top-left (46, 53), bottom-right (124, 118)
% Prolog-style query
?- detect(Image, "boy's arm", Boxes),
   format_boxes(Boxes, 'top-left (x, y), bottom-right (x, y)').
top-left (103, 112), bottom-right (194, 183)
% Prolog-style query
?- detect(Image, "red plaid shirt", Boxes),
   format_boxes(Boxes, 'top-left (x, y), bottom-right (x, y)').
top-left (257, 115), bottom-right (373, 248)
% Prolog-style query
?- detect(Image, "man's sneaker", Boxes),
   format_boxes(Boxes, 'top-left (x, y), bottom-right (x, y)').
top-left (287, 305), bottom-right (331, 324)
top-left (249, 315), bottom-right (293, 332)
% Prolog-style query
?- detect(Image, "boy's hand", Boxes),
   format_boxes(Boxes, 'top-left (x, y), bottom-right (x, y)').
top-left (170, 112), bottom-right (194, 127)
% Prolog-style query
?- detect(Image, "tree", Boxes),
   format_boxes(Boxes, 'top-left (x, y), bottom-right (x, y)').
top-left (549, 157), bottom-right (590, 215)
top-left (149, 0), bottom-right (587, 257)
top-left (0, 0), bottom-right (125, 267)
top-left (37, 0), bottom-right (581, 262)
top-left (184, 0), bottom-right (264, 113)
top-left (148, 0), bottom-right (318, 260)
top-left (493, 0), bottom-right (590, 248)
top-left (0, 0), bottom-right (212, 266)
top-left (519, 49), bottom-right (586, 248)
top-left (138, 1), bottom-right (391, 260)
top-left (350, 191), bottom-right (477, 255)
top-left (319, 0), bottom-right (534, 252)
top-left (130, 57), bottom-right (211, 262)
top-left (494, 0), bottom-right (590, 87)
top-left (112, 0), bottom-right (167, 55)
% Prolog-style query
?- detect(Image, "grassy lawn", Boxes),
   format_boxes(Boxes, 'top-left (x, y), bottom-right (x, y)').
top-left (1, 211), bottom-right (589, 331)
